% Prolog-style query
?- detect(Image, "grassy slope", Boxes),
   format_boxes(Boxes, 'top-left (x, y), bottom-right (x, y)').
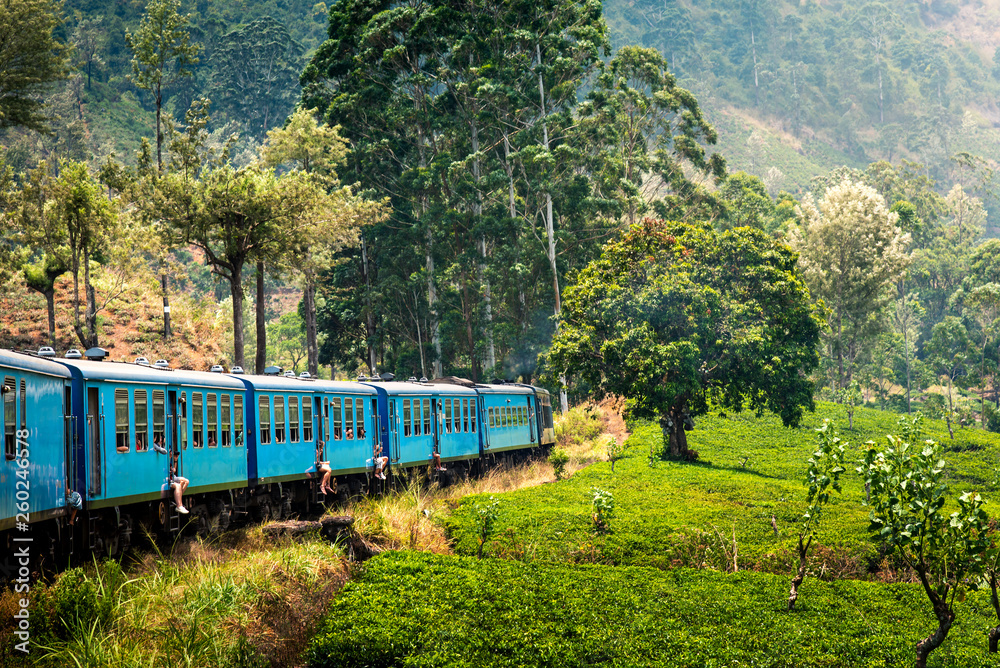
top-left (306, 405), bottom-right (1000, 667)
top-left (446, 403), bottom-right (1000, 571)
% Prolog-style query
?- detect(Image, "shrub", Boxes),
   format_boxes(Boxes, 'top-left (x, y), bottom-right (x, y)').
top-left (590, 487), bottom-right (614, 533)
top-left (548, 447), bottom-right (569, 480)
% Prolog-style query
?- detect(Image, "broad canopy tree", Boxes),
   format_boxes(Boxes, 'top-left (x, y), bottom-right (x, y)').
top-left (547, 218), bottom-right (822, 457)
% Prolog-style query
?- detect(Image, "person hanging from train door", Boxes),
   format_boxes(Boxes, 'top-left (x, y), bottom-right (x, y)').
top-left (153, 433), bottom-right (189, 514)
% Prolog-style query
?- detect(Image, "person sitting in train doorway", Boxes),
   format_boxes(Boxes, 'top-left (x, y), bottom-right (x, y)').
top-left (65, 487), bottom-right (83, 525)
top-left (431, 445), bottom-right (446, 472)
top-left (317, 441), bottom-right (334, 495)
top-left (372, 442), bottom-right (388, 480)
top-left (153, 434), bottom-right (190, 514)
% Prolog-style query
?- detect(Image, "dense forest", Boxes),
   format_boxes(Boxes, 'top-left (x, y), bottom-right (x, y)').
top-left (3, 0), bottom-right (1000, 428)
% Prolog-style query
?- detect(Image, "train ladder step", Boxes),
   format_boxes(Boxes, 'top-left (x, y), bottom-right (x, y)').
top-left (168, 506), bottom-right (181, 533)
top-left (87, 514), bottom-right (99, 550)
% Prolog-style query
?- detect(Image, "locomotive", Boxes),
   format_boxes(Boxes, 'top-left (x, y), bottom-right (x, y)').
top-left (0, 347), bottom-right (555, 573)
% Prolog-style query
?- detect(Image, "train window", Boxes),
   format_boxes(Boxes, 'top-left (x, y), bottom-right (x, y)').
top-left (3, 376), bottom-right (14, 459)
top-left (234, 395), bottom-right (244, 446)
top-left (153, 391), bottom-right (165, 446)
top-left (332, 398), bottom-right (342, 440)
top-left (345, 398), bottom-right (354, 439)
top-left (413, 399), bottom-right (422, 436)
top-left (303, 399), bottom-right (313, 442)
top-left (275, 396), bottom-right (286, 443)
top-left (221, 394), bottom-right (232, 446)
top-left (135, 390), bottom-right (148, 452)
top-left (471, 401), bottom-right (476, 432)
top-left (487, 407), bottom-right (493, 428)
top-left (504, 407), bottom-right (510, 428)
top-left (443, 399), bottom-right (451, 434)
top-left (289, 396), bottom-right (300, 442)
top-left (207, 393), bottom-right (218, 447)
top-left (323, 398), bottom-right (330, 441)
top-left (403, 399), bottom-right (411, 437)
top-left (357, 400), bottom-right (365, 438)
top-left (115, 389), bottom-right (129, 452)
top-left (463, 399), bottom-right (469, 433)
top-left (258, 396), bottom-right (271, 444)
top-left (192, 392), bottom-right (204, 448)
top-left (423, 399), bottom-right (431, 435)
top-left (178, 391), bottom-right (188, 450)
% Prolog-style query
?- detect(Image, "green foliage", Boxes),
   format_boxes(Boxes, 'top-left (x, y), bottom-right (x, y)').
top-left (859, 427), bottom-right (992, 665)
top-left (0, 0), bottom-right (70, 132)
top-left (309, 550), bottom-right (1000, 668)
top-left (606, 435), bottom-right (624, 472)
top-left (472, 496), bottom-right (500, 559)
top-left (548, 448), bottom-right (569, 481)
top-left (590, 487), bottom-right (614, 533)
top-left (547, 218), bottom-right (822, 458)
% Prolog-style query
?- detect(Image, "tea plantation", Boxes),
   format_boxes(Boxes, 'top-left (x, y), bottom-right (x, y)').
top-left (309, 551), bottom-right (1000, 668)
top-left (309, 404), bottom-right (1000, 667)
top-left (446, 403), bottom-right (1000, 572)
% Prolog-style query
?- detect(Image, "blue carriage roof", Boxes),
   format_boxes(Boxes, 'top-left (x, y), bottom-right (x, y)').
top-left (237, 375), bottom-right (377, 395)
top-left (0, 349), bottom-right (72, 379)
top-left (362, 381), bottom-right (478, 396)
top-left (54, 358), bottom-right (245, 390)
top-left (474, 383), bottom-right (534, 396)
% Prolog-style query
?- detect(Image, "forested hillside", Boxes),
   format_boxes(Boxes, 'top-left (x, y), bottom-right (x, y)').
top-left (605, 0), bottom-right (1000, 215)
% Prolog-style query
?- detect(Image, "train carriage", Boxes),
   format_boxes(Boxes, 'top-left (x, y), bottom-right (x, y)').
top-left (475, 384), bottom-right (540, 456)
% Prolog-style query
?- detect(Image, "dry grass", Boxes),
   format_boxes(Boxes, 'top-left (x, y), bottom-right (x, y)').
top-left (340, 397), bottom-right (629, 553)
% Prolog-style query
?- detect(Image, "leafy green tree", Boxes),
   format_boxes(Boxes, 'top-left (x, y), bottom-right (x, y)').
top-left (790, 179), bottom-right (910, 391)
top-left (547, 218), bottom-right (822, 457)
top-left (126, 0), bottom-right (200, 171)
top-left (859, 431), bottom-right (991, 668)
top-left (0, 0), bottom-right (70, 132)
top-left (72, 13), bottom-right (105, 90)
top-left (22, 255), bottom-right (69, 347)
top-left (211, 16), bottom-right (303, 138)
top-left (926, 316), bottom-right (972, 440)
top-left (965, 283), bottom-right (1000, 429)
top-left (788, 420), bottom-right (845, 610)
top-left (718, 171), bottom-right (774, 231)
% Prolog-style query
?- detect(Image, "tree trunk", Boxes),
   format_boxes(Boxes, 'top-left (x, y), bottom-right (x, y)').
top-left (989, 573), bottom-right (1000, 653)
top-left (230, 269), bottom-right (245, 369)
top-left (361, 235), bottom-right (377, 375)
top-left (788, 534), bottom-right (813, 610)
top-left (915, 597), bottom-right (954, 668)
top-left (45, 290), bottom-right (56, 348)
top-left (155, 85), bottom-right (163, 172)
top-left (305, 277), bottom-right (319, 377)
top-left (427, 231), bottom-right (442, 378)
top-left (161, 272), bottom-right (171, 339)
top-left (255, 261), bottom-right (266, 374)
top-left (83, 245), bottom-right (98, 348)
top-left (660, 409), bottom-right (689, 458)
top-left (905, 326), bottom-right (911, 414)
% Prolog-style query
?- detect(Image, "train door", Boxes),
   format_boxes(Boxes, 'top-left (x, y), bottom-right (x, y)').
top-left (314, 397), bottom-right (324, 460)
top-left (431, 397), bottom-right (442, 453)
top-left (86, 386), bottom-right (101, 496)
top-left (527, 396), bottom-right (536, 444)
top-left (387, 398), bottom-right (400, 463)
top-left (64, 386), bottom-right (78, 495)
top-left (166, 390), bottom-right (187, 476)
top-left (479, 396), bottom-right (490, 451)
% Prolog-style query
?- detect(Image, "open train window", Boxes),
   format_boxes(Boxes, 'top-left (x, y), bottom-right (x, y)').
top-left (19, 379), bottom-right (26, 436)
top-left (135, 390), bottom-right (148, 451)
top-left (403, 399), bottom-right (412, 437)
top-left (423, 399), bottom-right (431, 435)
top-left (3, 376), bottom-right (15, 460)
top-left (463, 399), bottom-right (469, 433)
top-left (356, 400), bottom-right (365, 438)
top-left (234, 395), bottom-right (244, 446)
top-left (152, 391), bottom-right (165, 447)
top-left (471, 401), bottom-right (476, 432)
top-left (115, 389), bottom-right (129, 452)
top-left (413, 399), bottom-right (421, 436)
top-left (344, 397), bottom-right (354, 439)
top-left (323, 398), bottom-right (329, 441)
top-left (207, 393), bottom-right (218, 447)
top-left (192, 392), bottom-right (204, 448)
top-left (258, 396), bottom-right (271, 444)
top-left (221, 394), bottom-right (231, 446)
top-left (275, 396), bottom-right (286, 443)
top-left (332, 398), bottom-right (342, 440)
top-left (289, 396), bottom-right (300, 442)
top-left (303, 398), bottom-right (313, 442)
top-left (443, 399), bottom-right (451, 434)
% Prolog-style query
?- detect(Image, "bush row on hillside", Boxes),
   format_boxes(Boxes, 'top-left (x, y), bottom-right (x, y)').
top-left (308, 551), bottom-right (1000, 668)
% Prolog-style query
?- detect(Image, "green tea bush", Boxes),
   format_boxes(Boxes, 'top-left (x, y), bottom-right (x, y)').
top-left (548, 447), bottom-right (569, 480)
top-left (308, 551), bottom-right (1000, 668)
top-left (590, 487), bottom-right (614, 533)
top-left (554, 404), bottom-right (604, 448)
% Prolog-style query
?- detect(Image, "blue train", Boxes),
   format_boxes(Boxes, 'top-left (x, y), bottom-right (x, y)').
top-left (0, 348), bottom-right (554, 570)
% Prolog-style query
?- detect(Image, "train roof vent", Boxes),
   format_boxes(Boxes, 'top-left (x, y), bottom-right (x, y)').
top-left (379, 372), bottom-right (395, 382)
top-left (134, 356), bottom-right (150, 366)
top-left (299, 372), bottom-right (311, 378)
top-left (419, 376), bottom-right (428, 383)
top-left (229, 366), bottom-right (245, 374)
top-left (407, 376), bottom-right (418, 383)
top-left (38, 346), bottom-right (56, 357)
top-left (210, 365), bottom-right (224, 373)
top-left (153, 359), bottom-right (169, 369)
top-left (264, 366), bottom-right (282, 376)
top-left (65, 349), bottom-right (82, 359)
top-left (283, 370), bottom-right (295, 377)
top-left (86, 348), bottom-right (109, 361)
top-left (357, 374), bottom-right (367, 381)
